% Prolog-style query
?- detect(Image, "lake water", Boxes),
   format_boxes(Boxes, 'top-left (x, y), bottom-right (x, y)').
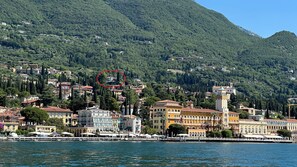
top-left (0, 141), bottom-right (296, 166)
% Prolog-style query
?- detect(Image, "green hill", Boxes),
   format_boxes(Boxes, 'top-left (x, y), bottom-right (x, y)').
top-left (0, 0), bottom-right (296, 99)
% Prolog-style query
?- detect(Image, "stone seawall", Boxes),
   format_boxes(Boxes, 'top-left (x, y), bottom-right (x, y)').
top-left (0, 137), bottom-right (293, 143)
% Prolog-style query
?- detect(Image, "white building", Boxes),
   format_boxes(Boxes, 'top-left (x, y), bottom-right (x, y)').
top-left (120, 115), bottom-right (142, 134)
top-left (78, 106), bottom-right (114, 132)
top-left (212, 83), bottom-right (236, 95)
top-left (239, 119), bottom-right (268, 136)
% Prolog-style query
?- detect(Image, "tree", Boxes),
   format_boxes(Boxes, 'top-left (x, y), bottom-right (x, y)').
top-left (168, 124), bottom-right (186, 137)
top-left (239, 111), bottom-right (250, 119)
top-left (68, 97), bottom-right (86, 112)
top-left (265, 108), bottom-right (270, 119)
top-left (46, 118), bottom-right (65, 131)
top-left (41, 86), bottom-right (56, 107)
top-left (18, 91), bottom-right (30, 99)
top-left (141, 86), bottom-right (155, 97)
top-left (221, 130), bottom-right (233, 138)
top-left (109, 97), bottom-right (120, 112)
top-left (20, 107), bottom-right (49, 125)
top-left (0, 89), bottom-right (7, 106)
top-left (139, 105), bottom-right (151, 124)
top-left (277, 129), bottom-right (291, 138)
top-left (58, 84), bottom-right (62, 100)
top-left (142, 126), bottom-right (158, 135)
top-left (144, 96), bottom-right (160, 107)
top-left (206, 131), bottom-right (222, 138)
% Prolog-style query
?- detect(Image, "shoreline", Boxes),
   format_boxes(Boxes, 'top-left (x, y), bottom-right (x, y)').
top-left (0, 137), bottom-right (294, 143)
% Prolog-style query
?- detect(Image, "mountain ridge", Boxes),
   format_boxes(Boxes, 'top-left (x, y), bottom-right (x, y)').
top-left (0, 0), bottom-right (296, 98)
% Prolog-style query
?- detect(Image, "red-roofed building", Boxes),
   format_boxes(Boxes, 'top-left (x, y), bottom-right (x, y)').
top-left (150, 98), bottom-right (240, 137)
top-left (41, 106), bottom-right (73, 126)
top-left (21, 99), bottom-right (41, 107)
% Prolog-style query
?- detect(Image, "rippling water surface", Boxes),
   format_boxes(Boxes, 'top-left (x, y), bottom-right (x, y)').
top-left (0, 141), bottom-right (296, 166)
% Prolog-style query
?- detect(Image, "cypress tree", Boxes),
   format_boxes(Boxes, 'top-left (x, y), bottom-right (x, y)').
top-left (59, 84), bottom-right (63, 100)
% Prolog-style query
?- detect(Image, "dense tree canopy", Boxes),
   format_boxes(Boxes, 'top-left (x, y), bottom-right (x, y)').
top-left (168, 124), bottom-right (186, 137)
top-left (20, 107), bottom-right (49, 125)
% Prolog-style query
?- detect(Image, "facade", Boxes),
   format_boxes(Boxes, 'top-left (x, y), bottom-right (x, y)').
top-left (228, 112), bottom-right (240, 135)
top-left (265, 119), bottom-right (287, 134)
top-left (111, 113), bottom-right (120, 132)
top-left (77, 106), bottom-right (114, 133)
top-left (0, 122), bottom-right (18, 132)
top-left (287, 119), bottom-right (297, 132)
top-left (35, 125), bottom-right (56, 133)
top-left (0, 111), bottom-right (20, 133)
top-left (150, 100), bottom-right (183, 134)
top-left (42, 106), bottom-right (73, 126)
top-left (120, 115), bottom-right (142, 134)
top-left (68, 127), bottom-right (93, 137)
top-left (181, 108), bottom-right (221, 131)
top-left (239, 105), bottom-right (256, 115)
top-left (216, 88), bottom-right (230, 128)
top-left (58, 82), bottom-right (72, 100)
top-left (188, 129), bottom-right (206, 137)
top-left (239, 119), bottom-right (268, 136)
top-left (212, 84), bottom-right (236, 95)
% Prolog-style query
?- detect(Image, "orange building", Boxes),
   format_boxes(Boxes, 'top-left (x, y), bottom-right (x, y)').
top-left (150, 100), bottom-right (182, 134)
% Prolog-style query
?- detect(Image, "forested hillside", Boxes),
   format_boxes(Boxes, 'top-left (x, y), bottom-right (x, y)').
top-left (0, 0), bottom-right (297, 100)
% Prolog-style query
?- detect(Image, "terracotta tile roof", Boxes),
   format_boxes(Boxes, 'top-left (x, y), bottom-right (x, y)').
top-left (158, 100), bottom-right (178, 103)
top-left (82, 86), bottom-right (93, 90)
top-left (41, 106), bottom-right (72, 113)
top-left (287, 119), bottom-right (297, 123)
top-left (239, 119), bottom-right (257, 122)
top-left (21, 99), bottom-right (38, 104)
top-left (264, 119), bottom-right (287, 122)
top-left (182, 108), bottom-right (220, 113)
top-left (155, 100), bottom-right (182, 107)
top-left (229, 111), bottom-right (239, 115)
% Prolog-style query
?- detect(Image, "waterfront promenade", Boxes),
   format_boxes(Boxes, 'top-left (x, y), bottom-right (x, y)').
top-left (0, 136), bottom-right (293, 143)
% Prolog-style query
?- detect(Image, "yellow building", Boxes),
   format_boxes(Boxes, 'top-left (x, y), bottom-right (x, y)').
top-left (0, 122), bottom-right (18, 132)
top-left (228, 112), bottom-right (239, 134)
top-left (42, 106), bottom-right (73, 126)
top-left (150, 100), bottom-right (182, 134)
top-left (181, 108), bottom-right (222, 137)
top-left (181, 108), bottom-right (222, 130)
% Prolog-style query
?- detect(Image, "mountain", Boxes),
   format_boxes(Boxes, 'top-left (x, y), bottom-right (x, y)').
top-left (0, 0), bottom-right (297, 98)
top-left (237, 26), bottom-right (261, 38)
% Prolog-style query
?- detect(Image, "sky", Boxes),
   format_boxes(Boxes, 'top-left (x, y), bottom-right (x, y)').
top-left (195, 0), bottom-right (297, 38)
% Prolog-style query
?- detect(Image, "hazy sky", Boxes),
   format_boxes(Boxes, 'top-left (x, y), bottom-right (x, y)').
top-left (195, 0), bottom-right (297, 38)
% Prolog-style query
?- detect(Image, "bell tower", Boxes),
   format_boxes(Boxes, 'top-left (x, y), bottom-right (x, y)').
top-left (216, 88), bottom-right (229, 128)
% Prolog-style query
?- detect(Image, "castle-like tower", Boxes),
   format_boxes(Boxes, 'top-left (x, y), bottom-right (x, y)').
top-left (216, 87), bottom-right (229, 128)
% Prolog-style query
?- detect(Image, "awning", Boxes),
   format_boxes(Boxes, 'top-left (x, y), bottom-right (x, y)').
top-left (81, 132), bottom-right (96, 136)
top-left (177, 134), bottom-right (189, 137)
top-left (61, 132), bottom-right (74, 136)
top-left (243, 134), bottom-right (264, 138)
top-left (263, 135), bottom-right (283, 139)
